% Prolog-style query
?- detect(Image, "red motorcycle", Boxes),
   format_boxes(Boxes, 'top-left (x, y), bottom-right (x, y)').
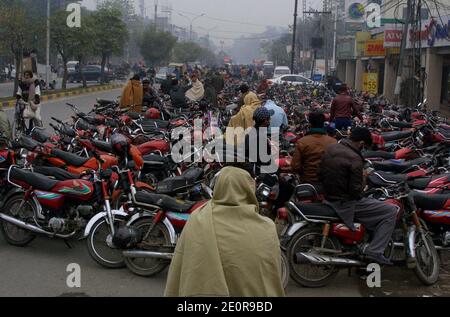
top-left (281, 182), bottom-right (440, 287)
top-left (0, 165), bottom-right (122, 247)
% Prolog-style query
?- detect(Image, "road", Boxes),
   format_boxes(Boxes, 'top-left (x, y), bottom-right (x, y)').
top-left (0, 79), bottom-right (111, 99)
top-left (1, 89), bottom-right (450, 297)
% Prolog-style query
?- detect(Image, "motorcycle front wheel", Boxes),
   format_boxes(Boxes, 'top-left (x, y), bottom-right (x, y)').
top-left (281, 249), bottom-right (290, 289)
top-left (414, 232), bottom-right (440, 285)
top-left (124, 218), bottom-right (172, 277)
top-left (87, 216), bottom-right (127, 268)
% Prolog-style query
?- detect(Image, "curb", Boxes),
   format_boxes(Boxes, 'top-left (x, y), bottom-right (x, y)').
top-left (1, 83), bottom-right (124, 109)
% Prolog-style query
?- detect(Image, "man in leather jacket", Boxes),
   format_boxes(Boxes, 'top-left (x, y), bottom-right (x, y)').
top-left (319, 127), bottom-right (398, 265)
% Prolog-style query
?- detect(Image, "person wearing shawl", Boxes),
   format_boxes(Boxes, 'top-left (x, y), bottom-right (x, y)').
top-left (164, 166), bottom-right (285, 297)
top-left (226, 92), bottom-right (261, 144)
top-left (16, 70), bottom-right (42, 132)
top-left (120, 75), bottom-right (143, 112)
top-left (185, 74), bottom-right (205, 102)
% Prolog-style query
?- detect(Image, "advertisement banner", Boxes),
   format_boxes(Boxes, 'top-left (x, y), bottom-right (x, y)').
top-left (345, 0), bottom-right (365, 23)
top-left (407, 15), bottom-right (450, 49)
top-left (356, 32), bottom-right (371, 56)
top-left (384, 23), bottom-right (404, 48)
top-left (364, 39), bottom-right (386, 56)
top-left (363, 73), bottom-right (378, 95)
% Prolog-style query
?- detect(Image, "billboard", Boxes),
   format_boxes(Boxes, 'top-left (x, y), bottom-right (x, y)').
top-left (345, 0), bottom-right (365, 23)
top-left (407, 16), bottom-right (450, 49)
top-left (384, 24), bottom-right (404, 48)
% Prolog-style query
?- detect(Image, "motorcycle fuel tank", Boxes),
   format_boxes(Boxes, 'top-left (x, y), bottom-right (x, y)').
top-left (51, 179), bottom-right (95, 201)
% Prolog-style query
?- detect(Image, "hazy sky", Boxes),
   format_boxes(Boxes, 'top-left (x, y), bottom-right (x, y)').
top-left (81, 0), bottom-right (307, 41)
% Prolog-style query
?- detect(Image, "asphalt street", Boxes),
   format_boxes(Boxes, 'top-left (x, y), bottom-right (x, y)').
top-left (0, 79), bottom-right (109, 99)
top-left (0, 89), bottom-right (449, 297)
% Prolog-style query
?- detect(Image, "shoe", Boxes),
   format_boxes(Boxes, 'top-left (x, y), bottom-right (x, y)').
top-left (364, 253), bottom-right (393, 266)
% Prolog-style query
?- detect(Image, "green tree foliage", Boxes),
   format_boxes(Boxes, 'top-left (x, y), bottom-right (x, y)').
top-left (90, 7), bottom-right (128, 83)
top-left (0, 1), bottom-right (44, 96)
top-left (173, 42), bottom-right (219, 65)
top-left (139, 26), bottom-right (177, 66)
top-left (268, 34), bottom-right (292, 67)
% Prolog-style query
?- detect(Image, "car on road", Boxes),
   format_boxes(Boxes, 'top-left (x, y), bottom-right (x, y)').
top-left (68, 65), bottom-right (112, 83)
top-left (268, 74), bottom-right (324, 86)
top-left (273, 66), bottom-right (291, 78)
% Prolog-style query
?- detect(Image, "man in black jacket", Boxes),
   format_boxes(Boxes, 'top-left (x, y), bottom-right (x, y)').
top-left (319, 127), bottom-right (397, 265)
top-left (169, 78), bottom-right (191, 109)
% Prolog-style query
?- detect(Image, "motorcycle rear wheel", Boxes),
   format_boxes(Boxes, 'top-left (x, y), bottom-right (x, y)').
top-left (0, 194), bottom-right (36, 246)
top-left (287, 227), bottom-right (340, 288)
top-left (124, 218), bottom-right (171, 277)
top-left (414, 233), bottom-right (440, 285)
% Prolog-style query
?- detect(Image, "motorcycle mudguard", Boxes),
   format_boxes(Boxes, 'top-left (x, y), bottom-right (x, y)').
top-left (81, 210), bottom-right (129, 239)
top-left (126, 212), bottom-right (177, 245)
top-left (279, 221), bottom-right (310, 248)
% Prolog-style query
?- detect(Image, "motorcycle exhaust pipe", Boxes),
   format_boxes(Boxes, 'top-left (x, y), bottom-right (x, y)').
top-left (123, 250), bottom-right (173, 260)
top-left (0, 213), bottom-right (75, 239)
top-left (295, 252), bottom-right (366, 267)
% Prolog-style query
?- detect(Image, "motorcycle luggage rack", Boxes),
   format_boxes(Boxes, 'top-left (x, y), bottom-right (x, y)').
top-left (287, 201), bottom-right (330, 224)
top-left (7, 165), bottom-right (28, 188)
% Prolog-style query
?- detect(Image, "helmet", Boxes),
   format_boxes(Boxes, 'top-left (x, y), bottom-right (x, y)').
top-left (111, 133), bottom-right (130, 155)
top-left (112, 226), bottom-right (142, 249)
top-left (145, 108), bottom-right (161, 119)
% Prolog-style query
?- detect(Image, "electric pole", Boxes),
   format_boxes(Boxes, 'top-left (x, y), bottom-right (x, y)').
top-left (46, 0), bottom-right (50, 88)
top-left (291, 0), bottom-right (299, 74)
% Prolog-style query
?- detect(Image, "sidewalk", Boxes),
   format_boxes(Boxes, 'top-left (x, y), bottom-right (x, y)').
top-left (1, 82), bottom-right (124, 109)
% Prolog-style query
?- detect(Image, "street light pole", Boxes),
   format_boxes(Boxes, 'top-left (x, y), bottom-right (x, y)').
top-left (291, 0), bottom-right (299, 74)
top-left (179, 13), bottom-right (205, 41)
top-left (46, 0), bottom-right (50, 87)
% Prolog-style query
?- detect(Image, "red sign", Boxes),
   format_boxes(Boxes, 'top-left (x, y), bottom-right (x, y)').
top-left (223, 56), bottom-right (232, 63)
top-left (384, 30), bottom-right (403, 47)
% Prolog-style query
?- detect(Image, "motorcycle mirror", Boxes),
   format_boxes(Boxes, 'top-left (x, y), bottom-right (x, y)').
top-left (127, 161), bottom-right (136, 170)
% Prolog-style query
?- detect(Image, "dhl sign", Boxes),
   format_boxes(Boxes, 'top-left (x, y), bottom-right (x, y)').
top-left (364, 40), bottom-right (386, 57)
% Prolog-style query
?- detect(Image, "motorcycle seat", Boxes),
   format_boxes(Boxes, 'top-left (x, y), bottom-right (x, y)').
top-left (134, 191), bottom-right (196, 213)
top-left (97, 99), bottom-right (114, 106)
top-left (389, 121), bottom-right (413, 129)
top-left (381, 130), bottom-right (413, 142)
top-left (156, 167), bottom-right (204, 195)
top-left (368, 171), bottom-right (407, 187)
top-left (12, 136), bottom-right (40, 151)
top-left (294, 202), bottom-right (340, 221)
top-left (91, 140), bottom-right (113, 153)
top-left (31, 128), bottom-right (51, 143)
top-left (51, 149), bottom-right (90, 167)
top-left (413, 193), bottom-right (450, 210)
top-left (141, 119), bottom-right (170, 129)
top-left (33, 166), bottom-right (81, 181)
top-left (143, 154), bottom-right (168, 165)
top-left (372, 157), bottom-right (430, 173)
top-left (363, 151), bottom-right (395, 160)
top-left (10, 167), bottom-right (59, 191)
top-left (409, 174), bottom-right (450, 190)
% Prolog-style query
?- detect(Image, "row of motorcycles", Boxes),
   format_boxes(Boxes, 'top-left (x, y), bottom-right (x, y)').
top-left (0, 80), bottom-right (449, 291)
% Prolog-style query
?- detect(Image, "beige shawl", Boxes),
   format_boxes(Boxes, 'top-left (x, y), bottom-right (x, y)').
top-left (164, 167), bottom-right (285, 297)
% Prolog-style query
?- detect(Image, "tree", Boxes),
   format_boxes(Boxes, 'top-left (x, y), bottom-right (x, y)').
top-left (70, 10), bottom-right (95, 88)
top-left (173, 42), bottom-right (204, 63)
top-left (139, 26), bottom-right (177, 66)
top-left (51, 10), bottom-right (76, 89)
top-left (90, 7), bottom-right (128, 83)
top-left (269, 34), bottom-right (292, 67)
top-left (0, 1), bottom-right (44, 96)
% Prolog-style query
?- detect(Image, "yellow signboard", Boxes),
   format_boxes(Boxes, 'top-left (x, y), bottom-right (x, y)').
top-left (363, 73), bottom-right (378, 95)
top-left (364, 40), bottom-right (386, 57)
top-left (355, 32), bottom-right (371, 57)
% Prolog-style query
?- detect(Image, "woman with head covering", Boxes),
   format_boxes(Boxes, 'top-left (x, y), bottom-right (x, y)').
top-left (164, 166), bottom-right (285, 297)
top-left (227, 91), bottom-right (262, 145)
top-left (120, 74), bottom-right (143, 112)
top-left (185, 73), bottom-right (205, 102)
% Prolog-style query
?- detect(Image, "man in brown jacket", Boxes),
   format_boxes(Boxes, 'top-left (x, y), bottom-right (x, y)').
top-left (319, 127), bottom-right (398, 265)
top-left (291, 112), bottom-right (336, 187)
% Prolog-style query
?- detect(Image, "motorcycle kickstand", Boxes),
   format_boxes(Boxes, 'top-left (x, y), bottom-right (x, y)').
top-left (63, 239), bottom-right (73, 249)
